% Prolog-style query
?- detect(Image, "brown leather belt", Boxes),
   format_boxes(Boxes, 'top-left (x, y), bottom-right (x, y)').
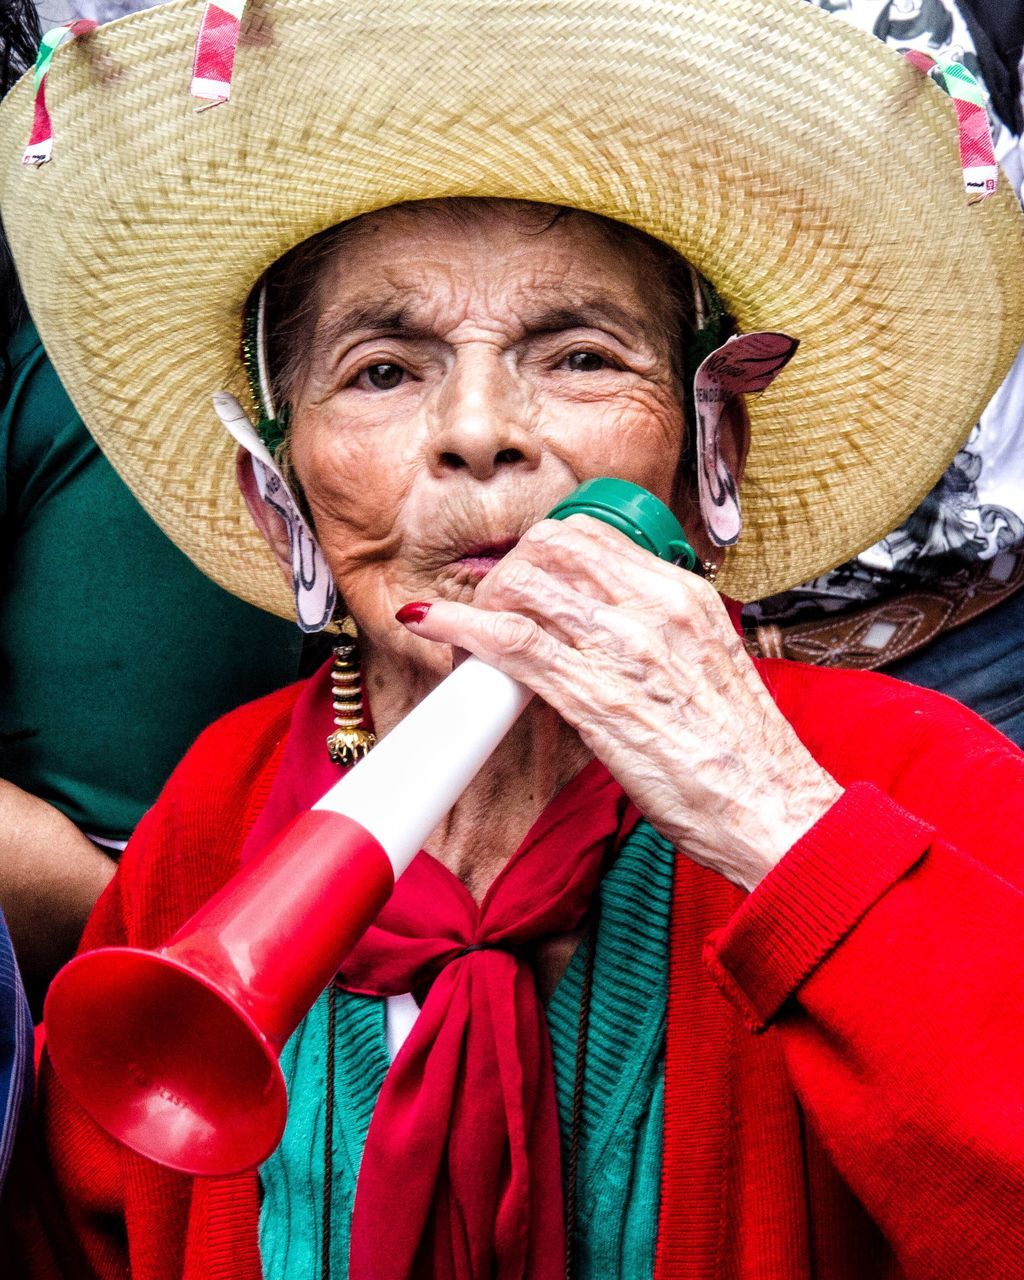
top-left (743, 547), bottom-right (1024, 670)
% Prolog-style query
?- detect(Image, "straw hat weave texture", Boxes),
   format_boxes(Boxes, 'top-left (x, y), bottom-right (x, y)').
top-left (1, 0), bottom-right (1022, 613)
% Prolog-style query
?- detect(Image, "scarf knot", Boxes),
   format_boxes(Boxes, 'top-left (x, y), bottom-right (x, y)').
top-left (340, 759), bottom-right (637, 1280)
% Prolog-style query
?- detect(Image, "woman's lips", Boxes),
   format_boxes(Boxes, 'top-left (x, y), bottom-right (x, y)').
top-left (453, 540), bottom-right (518, 579)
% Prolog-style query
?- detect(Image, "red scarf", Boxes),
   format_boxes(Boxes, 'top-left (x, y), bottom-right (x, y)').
top-left (242, 662), bottom-right (638, 1279)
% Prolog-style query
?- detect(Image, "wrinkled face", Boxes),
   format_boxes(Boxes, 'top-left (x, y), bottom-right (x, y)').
top-left (284, 202), bottom-right (688, 651)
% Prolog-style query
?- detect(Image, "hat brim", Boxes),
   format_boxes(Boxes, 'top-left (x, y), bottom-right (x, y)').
top-left (2, 0), bottom-right (1022, 613)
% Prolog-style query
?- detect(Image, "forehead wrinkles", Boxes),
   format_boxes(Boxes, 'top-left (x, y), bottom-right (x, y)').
top-left (310, 248), bottom-right (663, 354)
top-left (273, 202), bottom-right (692, 404)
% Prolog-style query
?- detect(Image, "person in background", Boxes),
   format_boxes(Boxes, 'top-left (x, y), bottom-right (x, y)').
top-left (0, 0), bottom-right (304, 1016)
top-left (745, 0), bottom-right (1024, 745)
top-left (0, 914), bottom-right (30, 1193)
top-left (0, 0), bottom-right (43, 1195)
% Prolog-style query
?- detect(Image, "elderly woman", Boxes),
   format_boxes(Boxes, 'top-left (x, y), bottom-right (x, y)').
top-left (2, 0), bottom-right (1024, 1278)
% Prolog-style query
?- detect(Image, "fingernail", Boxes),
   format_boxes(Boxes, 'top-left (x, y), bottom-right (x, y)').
top-left (396, 602), bottom-right (431, 625)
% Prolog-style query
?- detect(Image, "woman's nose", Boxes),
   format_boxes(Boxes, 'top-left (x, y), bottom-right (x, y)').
top-left (428, 351), bottom-right (541, 480)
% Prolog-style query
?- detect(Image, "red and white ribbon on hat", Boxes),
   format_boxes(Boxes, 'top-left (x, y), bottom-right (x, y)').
top-left (22, 20), bottom-right (97, 166)
top-left (190, 0), bottom-right (247, 103)
top-left (903, 50), bottom-right (999, 198)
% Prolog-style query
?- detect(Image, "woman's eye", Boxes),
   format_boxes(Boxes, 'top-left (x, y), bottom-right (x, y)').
top-left (564, 350), bottom-right (608, 373)
top-left (362, 363), bottom-right (405, 390)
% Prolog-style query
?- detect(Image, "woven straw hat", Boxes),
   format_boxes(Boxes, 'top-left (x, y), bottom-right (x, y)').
top-left (1, 0), bottom-right (1022, 614)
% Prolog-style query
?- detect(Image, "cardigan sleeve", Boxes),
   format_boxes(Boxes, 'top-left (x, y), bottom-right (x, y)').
top-left (705, 663), bottom-right (1024, 1280)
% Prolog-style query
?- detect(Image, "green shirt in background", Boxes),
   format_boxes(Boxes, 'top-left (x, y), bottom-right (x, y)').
top-left (0, 321), bottom-right (303, 842)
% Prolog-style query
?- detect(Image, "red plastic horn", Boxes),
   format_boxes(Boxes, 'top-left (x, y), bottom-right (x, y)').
top-left (44, 658), bottom-right (533, 1175)
top-left (44, 480), bottom-right (694, 1175)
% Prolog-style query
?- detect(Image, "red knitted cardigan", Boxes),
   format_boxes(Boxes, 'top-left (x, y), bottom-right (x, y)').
top-left (6, 658), bottom-right (1024, 1279)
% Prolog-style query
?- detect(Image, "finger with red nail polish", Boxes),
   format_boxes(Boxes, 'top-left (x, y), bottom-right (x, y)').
top-left (396, 602), bottom-right (431, 625)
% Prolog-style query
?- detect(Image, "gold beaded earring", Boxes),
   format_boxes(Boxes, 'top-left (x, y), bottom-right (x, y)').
top-left (325, 618), bottom-right (377, 765)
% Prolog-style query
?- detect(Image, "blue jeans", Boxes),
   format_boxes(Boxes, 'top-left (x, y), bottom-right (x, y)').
top-left (885, 587), bottom-right (1024, 749)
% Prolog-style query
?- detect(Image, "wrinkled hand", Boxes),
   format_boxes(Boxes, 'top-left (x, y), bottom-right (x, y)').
top-left (401, 515), bottom-right (842, 891)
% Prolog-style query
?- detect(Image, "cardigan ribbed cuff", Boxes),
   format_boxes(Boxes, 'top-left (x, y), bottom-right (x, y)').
top-left (703, 782), bottom-right (933, 1031)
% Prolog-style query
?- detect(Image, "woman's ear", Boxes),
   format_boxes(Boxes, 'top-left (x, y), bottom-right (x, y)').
top-left (235, 443), bottom-right (337, 632)
top-left (672, 369), bottom-right (753, 571)
top-left (216, 392), bottom-right (334, 631)
top-left (692, 331), bottom-right (798, 551)
top-left (236, 446), bottom-right (294, 581)
top-left (701, 394), bottom-right (751, 537)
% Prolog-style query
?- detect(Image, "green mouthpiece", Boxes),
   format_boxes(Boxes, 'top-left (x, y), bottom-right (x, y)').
top-left (546, 478), bottom-right (697, 571)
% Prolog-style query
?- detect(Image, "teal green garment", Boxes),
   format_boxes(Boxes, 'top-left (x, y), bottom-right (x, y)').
top-left (260, 820), bottom-right (674, 1279)
top-left (0, 320), bottom-right (303, 841)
